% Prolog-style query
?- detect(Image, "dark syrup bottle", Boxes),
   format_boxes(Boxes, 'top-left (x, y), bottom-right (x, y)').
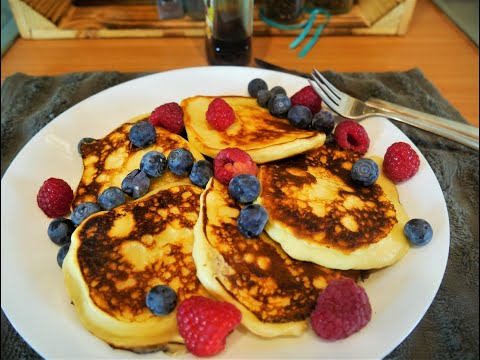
top-left (205, 0), bottom-right (253, 66)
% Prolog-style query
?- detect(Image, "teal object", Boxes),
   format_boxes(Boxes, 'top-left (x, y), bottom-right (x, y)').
top-left (1, 0), bottom-right (19, 56)
top-left (259, 7), bottom-right (331, 58)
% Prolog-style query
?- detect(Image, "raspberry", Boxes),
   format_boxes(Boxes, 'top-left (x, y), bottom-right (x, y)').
top-left (383, 142), bottom-right (420, 183)
top-left (149, 102), bottom-right (184, 135)
top-left (177, 296), bottom-right (241, 357)
top-left (37, 178), bottom-right (74, 218)
top-left (206, 98), bottom-right (235, 131)
top-left (310, 278), bottom-right (372, 341)
top-left (334, 120), bottom-right (370, 154)
top-left (290, 85), bottom-right (322, 114)
top-left (214, 147), bottom-right (258, 185)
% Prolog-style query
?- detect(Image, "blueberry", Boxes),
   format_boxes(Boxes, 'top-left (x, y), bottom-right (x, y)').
top-left (404, 219), bottom-right (433, 246)
top-left (167, 148), bottom-right (194, 176)
top-left (229, 174), bottom-right (261, 203)
top-left (77, 137), bottom-right (96, 155)
top-left (140, 151), bottom-right (167, 178)
top-left (287, 105), bottom-right (313, 129)
top-left (189, 160), bottom-right (213, 187)
top-left (146, 285), bottom-right (178, 316)
top-left (237, 204), bottom-right (268, 238)
top-left (311, 110), bottom-right (335, 134)
top-left (268, 94), bottom-right (292, 117)
top-left (129, 121), bottom-right (156, 148)
top-left (351, 158), bottom-right (379, 186)
top-left (97, 186), bottom-right (126, 210)
top-left (270, 86), bottom-right (287, 96)
top-left (57, 243), bottom-right (70, 268)
top-left (71, 202), bottom-right (101, 226)
top-left (248, 78), bottom-right (268, 98)
top-left (121, 169), bottom-right (150, 199)
top-left (256, 89), bottom-right (273, 108)
top-left (47, 218), bottom-right (75, 246)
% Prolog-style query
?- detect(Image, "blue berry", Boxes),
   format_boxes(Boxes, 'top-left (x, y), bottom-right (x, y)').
top-left (140, 151), bottom-right (167, 178)
top-left (248, 78), bottom-right (268, 97)
top-left (121, 169), bottom-right (150, 199)
top-left (71, 202), bottom-right (101, 226)
top-left (57, 243), bottom-right (70, 268)
top-left (228, 174), bottom-right (261, 203)
top-left (167, 148), bottom-right (194, 176)
top-left (97, 186), bottom-right (126, 210)
top-left (77, 137), bottom-right (96, 155)
top-left (146, 285), bottom-right (178, 316)
top-left (287, 105), bottom-right (313, 129)
top-left (270, 86), bottom-right (287, 96)
top-left (256, 89), bottom-right (273, 108)
top-left (404, 219), bottom-right (433, 246)
top-left (189, 160), bottom-right (213, 187)
top-left (129, 121), bottom-right (156, 148)
top-left (351, 158), bottom-right (379, 186)
top-left (237, 204), bottom-right (268, 238)
top-left (268, 94), bottom-right (292, 117)
top-left (47, 218), bottom-right (75, 246)
top-left (311, 110), bottom-right (335, 134)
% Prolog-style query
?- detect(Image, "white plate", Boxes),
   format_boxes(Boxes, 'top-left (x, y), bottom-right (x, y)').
top-left (1, 67), bottom-right (449, 359)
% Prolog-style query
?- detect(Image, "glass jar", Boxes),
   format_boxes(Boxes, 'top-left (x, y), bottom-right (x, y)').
top-left (305, 0), bottom-right (353, 15)
top-left (262, 0), bottom-right (305, 24)
top-left (183, 0), bottom-right (205, 21)
top-left (156, 0), bottom-right (184, 19)
top-left (204, 0), bottom-right (254, 66)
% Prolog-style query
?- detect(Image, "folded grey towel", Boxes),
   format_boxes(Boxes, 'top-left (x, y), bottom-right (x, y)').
top-left (1, 69), bottom-right (478, 359)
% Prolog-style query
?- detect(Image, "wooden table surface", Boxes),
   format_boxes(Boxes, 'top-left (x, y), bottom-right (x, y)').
top-left (1, 0), bottom-right (478, 126)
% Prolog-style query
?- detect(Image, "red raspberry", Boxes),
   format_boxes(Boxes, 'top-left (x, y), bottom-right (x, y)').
top-left (206, 98), bottom-right (235, 131)
top-left (149, 102), bottom-right (184, 134)
top-left (383, 142), bottom-right (420, 183)
top-left (37, 178), bottom-right (74, 218)
top-left (334, 120), bottom-right (370, 154)
top-left (177, 296), bottom-right (241, 357)
top-left (290, 85), bottom-right (322, 114)
top-left (214, 147), bottom-right (258, 185)
top-left (310, 278), bottom-right (372, 341)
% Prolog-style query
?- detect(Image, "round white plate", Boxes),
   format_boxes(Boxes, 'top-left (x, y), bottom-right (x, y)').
top-left (1, 66), bottom-right (449, 359)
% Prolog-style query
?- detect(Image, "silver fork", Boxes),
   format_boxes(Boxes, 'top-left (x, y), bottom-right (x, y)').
top-left (309, 69), bottom-right (479, 150)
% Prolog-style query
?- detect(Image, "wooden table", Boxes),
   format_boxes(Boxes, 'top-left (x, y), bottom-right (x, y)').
top-left (1, 0), bottom-right (478, 126)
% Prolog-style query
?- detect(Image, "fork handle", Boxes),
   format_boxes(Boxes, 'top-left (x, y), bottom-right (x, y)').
top-left (365, 98), bottom-right (479, 151)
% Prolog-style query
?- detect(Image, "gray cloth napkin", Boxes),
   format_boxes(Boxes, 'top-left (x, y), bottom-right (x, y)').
top-left (1, 69), bottom-right (478, 359)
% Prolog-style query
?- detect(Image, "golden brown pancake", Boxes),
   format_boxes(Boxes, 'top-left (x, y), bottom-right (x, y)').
top-left (181, 96), bottom-right (325, 163)
top-left (63, 183), bottom-right (211, 353)
top-left (193, 178), bottom-right (361, 337)
top-left (256, 144), bottom-right (410, 270)
top-left (73, 114), bottom-right (204, 208)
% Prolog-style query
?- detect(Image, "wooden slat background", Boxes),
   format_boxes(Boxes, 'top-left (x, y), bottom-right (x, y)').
top-left (9, 0), bottom-right (416, 39)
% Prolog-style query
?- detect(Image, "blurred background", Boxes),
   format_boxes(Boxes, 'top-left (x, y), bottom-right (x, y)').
top-left (2, 0), bottom-right (478, 54)
top-left (1, 0), bottom-right (18, 55)
top-left (432, 0), bottom-right (478, 45)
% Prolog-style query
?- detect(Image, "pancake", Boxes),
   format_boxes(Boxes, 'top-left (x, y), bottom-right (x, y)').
top-left (193, 177), bottom-right (361, 338)
top-left (256, 144), bottom-right (410, 270)
top-left (181, 96), bottom-right (326, 163)
top-left (73, 114), bottom-right (204, 208)
top-left (63, 183), bottom-right (211, 353)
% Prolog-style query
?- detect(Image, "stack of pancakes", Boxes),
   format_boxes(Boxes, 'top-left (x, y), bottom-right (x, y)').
top-left (63, 96), bottom-right (409, 353)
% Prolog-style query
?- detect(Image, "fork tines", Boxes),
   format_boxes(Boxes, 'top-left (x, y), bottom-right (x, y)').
top-left (309, 69), bottom-right (343, 110)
